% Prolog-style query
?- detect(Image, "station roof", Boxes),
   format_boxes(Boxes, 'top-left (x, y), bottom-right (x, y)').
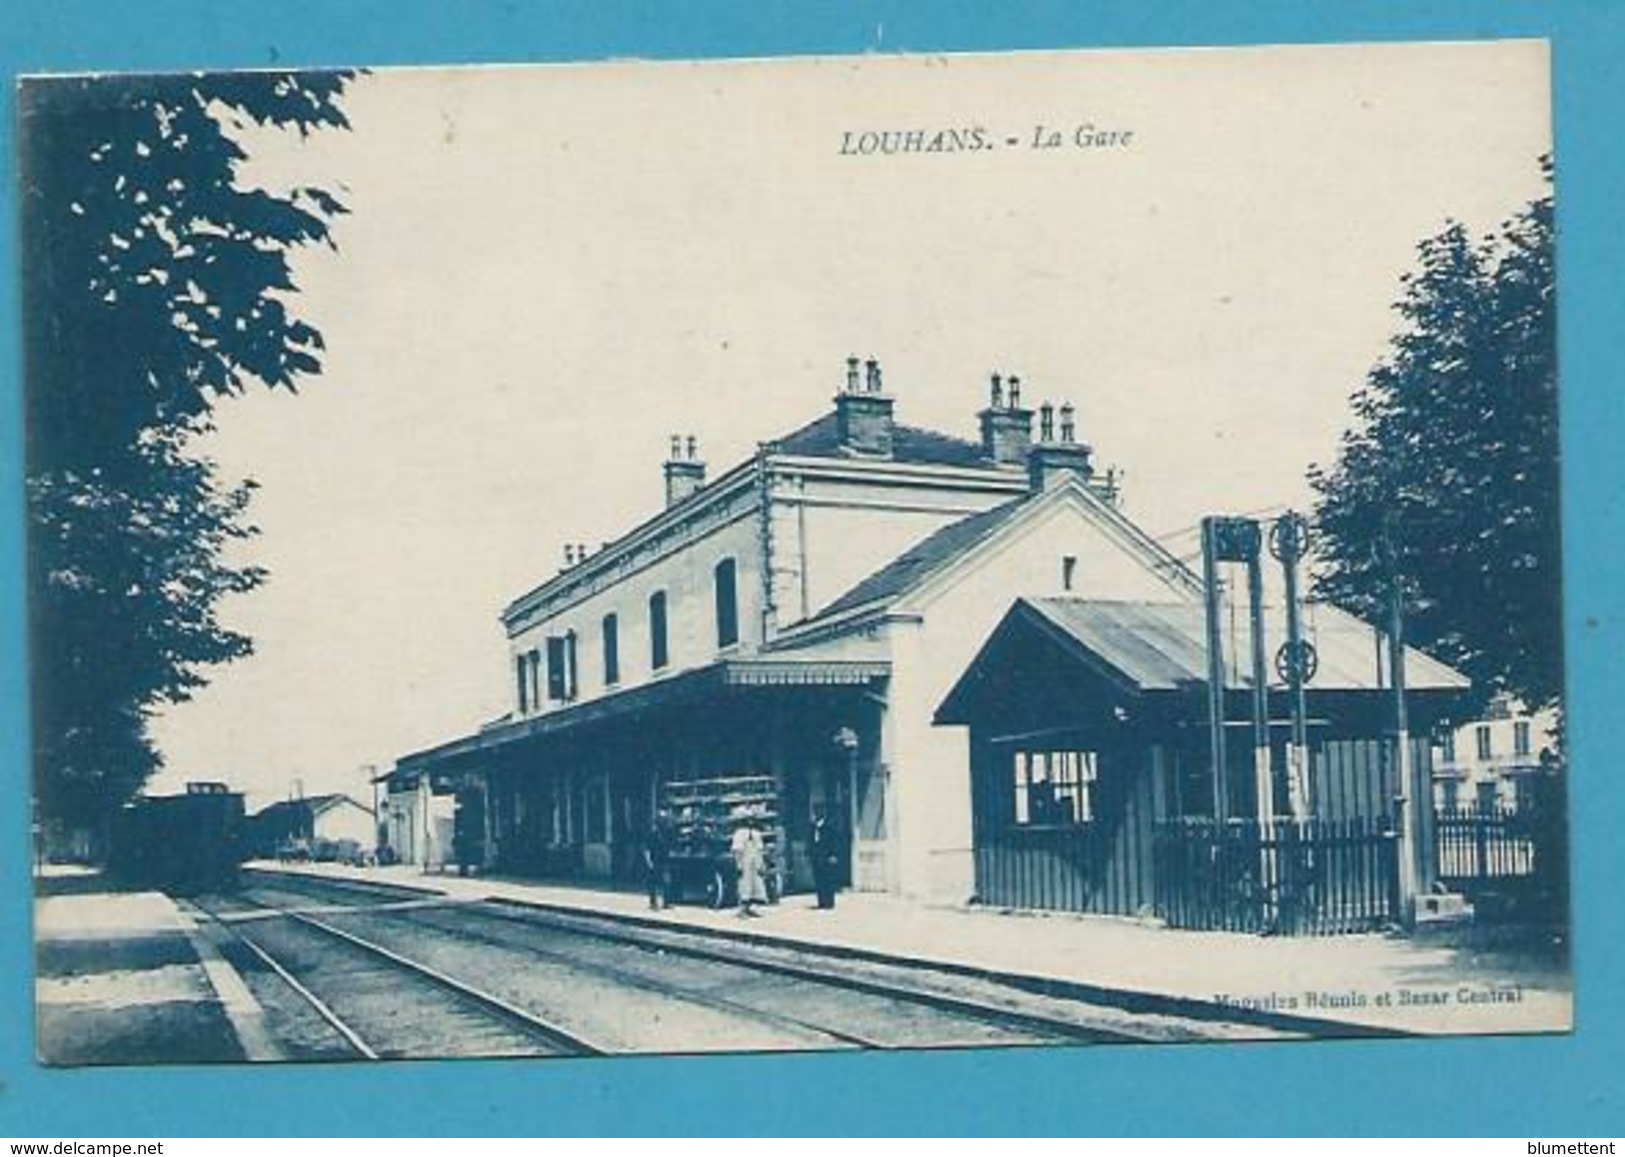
top-left (770, 412), bottom-right (990, 469)
top-left (936, 597), bottom-right (1469, 724)
top-left (810, 495), bottom-right (1033, 621)
top-left (503, 410), bottom-right (1004, 627)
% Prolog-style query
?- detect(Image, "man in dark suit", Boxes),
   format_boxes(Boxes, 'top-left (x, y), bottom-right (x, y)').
top-left (643, 809), bottom-right (672, 910)
top-left (811, 807), bottom-right (842, 910)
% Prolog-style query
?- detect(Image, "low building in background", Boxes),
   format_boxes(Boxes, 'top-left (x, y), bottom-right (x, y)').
top-left (248, 792), bottom-right (376, 862)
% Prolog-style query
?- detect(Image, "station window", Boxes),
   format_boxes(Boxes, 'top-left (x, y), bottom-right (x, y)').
top-left (714, 558), bottom-right (739, 648)
top-left (516, 649), bottom-right (540, 713)
top-left (602, 613), bottom-right (620, 686)
top-left (1013, 750), bottom-right (1099, 826)
top-left (1514, 720), bottom-right (1531, 757)
top-left (649, 590), bottom-right (669, 671)
top-left (1441, 731), bottom-right (1456, 763)
top-left (1475, 724), bottom-right (1493, 761)
top-left (546, 632), bottom-right (578, 703)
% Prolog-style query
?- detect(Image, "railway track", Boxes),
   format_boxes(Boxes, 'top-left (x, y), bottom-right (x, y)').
top-left (236, 871), bottom-right (1307, 1051)
top-left (231, 881), bottom-right (1068, 1051)
top-left (259, 888), bottom-right (1070, 1050)
top-left (189, 893), bottom-right (604, 1060)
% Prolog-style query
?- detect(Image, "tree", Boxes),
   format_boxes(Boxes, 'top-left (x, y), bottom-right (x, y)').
top-left (21, 71), bottom-right (352, 839)
top-left (1308, 160), bottom-right (1560, 716)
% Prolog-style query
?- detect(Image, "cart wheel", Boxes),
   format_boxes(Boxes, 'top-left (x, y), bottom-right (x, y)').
top-left (705, 868), bottom-right (729, 910)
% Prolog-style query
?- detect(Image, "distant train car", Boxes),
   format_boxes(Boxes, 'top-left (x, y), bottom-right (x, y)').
top-left (106, 782), bottom-right (246, 895)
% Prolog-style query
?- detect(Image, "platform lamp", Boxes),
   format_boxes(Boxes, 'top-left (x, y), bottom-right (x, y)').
top-left (832, 726), bottom-right (860, 884)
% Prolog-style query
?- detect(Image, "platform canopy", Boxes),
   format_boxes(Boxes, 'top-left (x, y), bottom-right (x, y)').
top-left (395, 658), bottom-right (890, 778)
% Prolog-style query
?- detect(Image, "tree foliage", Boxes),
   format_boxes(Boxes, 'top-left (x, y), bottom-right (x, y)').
top-left (1309, 160), bottom-right (1560, 716)
top-left (22, 72), bottom-right (351, 832)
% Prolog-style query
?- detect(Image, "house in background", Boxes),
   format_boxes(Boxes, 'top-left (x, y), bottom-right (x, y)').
top-left (247, 792), bottom-right (376, 860)
top-left (1432, 694), bottom-right (1559, 814)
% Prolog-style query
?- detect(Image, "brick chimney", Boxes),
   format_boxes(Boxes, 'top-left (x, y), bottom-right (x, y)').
top-left (834, 355), bottom-right (895, 457)
top-left (979, 372), bottom-right (1034, 466)
top-left (1027, 399), bottom-right (1094, 490)
top-left (663, 433), bottom-right (706, 507)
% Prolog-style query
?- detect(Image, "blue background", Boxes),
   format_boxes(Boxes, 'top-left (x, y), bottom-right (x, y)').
top-left (3, 1), bottom-right (1621, 1138)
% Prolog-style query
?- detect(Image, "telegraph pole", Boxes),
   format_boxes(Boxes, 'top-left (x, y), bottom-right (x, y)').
top-left (1382, 529), bottom-right (1418, 924)
top-left (1201, 518), bottom-right (1229, 821)
top-left (1271, 512), bottom-right (1315, 820)
top-left (1202, 515), bottom-right (1273, 825)
top-left (1245, 545), bottom-right (1274, 826)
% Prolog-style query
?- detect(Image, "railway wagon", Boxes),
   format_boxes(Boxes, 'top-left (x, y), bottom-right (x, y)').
top-left (106, 782), bottom-right (246, 895)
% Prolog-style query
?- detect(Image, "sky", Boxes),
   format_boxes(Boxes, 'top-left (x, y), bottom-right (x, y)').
top-left (139, 41), bottom-right (1552, 810)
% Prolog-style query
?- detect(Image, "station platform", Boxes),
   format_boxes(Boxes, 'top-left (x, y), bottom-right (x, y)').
top-left (261, 860), bottom-right (1572, 1038)
top-left (34, 866), bottom-right (279, 1065)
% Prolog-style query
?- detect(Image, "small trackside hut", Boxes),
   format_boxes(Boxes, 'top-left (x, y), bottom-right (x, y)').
top-left (934, 597), bottom-right (1470, 934)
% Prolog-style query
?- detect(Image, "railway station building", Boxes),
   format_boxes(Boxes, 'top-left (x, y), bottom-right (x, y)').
top-left (392, 357), bottom-right (1467, 922)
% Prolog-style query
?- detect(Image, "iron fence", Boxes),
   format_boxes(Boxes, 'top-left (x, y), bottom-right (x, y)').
top-left (1434, 806), bottom-right (1538, 885)
top-left (1152, 816), bottom-right (1400, 935)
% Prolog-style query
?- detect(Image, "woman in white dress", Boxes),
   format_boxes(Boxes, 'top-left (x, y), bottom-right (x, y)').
top-left (730, 821), bottom-right (768, 917)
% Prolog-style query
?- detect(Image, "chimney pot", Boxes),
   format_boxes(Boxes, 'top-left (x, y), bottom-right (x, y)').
top-left (845, 356), bottom-right (861, 394)
top-left (1027, 404), bottom-right (1095, 491)
top-left (564, 544), bottom-right (576, 567)
top-left (663, 434), bottom-right (707, 506)
top-left (978, 372), bottom-right (1033, 467)
top-left (833, 356), bottom-right (896, 456)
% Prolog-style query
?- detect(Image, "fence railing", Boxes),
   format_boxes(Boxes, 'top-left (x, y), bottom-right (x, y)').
top-left (973, 822), bottom-right (1156, 917)
top-left (1434, 806), bottom-right (1538, 884)
top-left (1152, 817), bottom-right (1400, 936)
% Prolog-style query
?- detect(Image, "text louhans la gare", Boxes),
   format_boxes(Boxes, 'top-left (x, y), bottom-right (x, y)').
top-left (839, 123), bottom-right (1135, 156)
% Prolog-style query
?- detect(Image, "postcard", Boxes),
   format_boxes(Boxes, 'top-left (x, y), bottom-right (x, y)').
top-left (22, 40), bottom-right (1567, 1066)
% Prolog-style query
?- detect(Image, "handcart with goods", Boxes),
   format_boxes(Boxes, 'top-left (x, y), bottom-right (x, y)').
top-left (659, 775), bottom-right (782, 908)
